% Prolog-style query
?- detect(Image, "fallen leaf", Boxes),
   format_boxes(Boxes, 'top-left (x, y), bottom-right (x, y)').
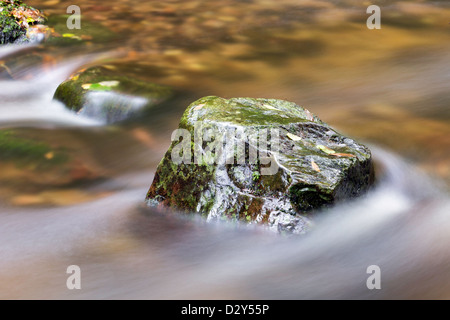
top-left (81, 83), bottom-right (92, 89)
top-left (80, 35), bottom-right (93, 41)
top-left (44, 151), bottom-right (54, 160)
top-left (98, 80), bottom-right (119, 87)
top-left (103, 65), bottom-right (117, 70)
top-left (311, 159), bottom-right (320, 172)
top-left (88, 83), bottom-right (114, 91)
top-left (317, 144), bottom-right (335, 155)
top-left (287, 133), bottom-right (302, 141)
top-left (62, 33), bottom-right (82, 40)
top-left (331, 153), bottom-right (356, 158)
top-left (262, 104), bottom-right (280, 111)
top-left (305, 109), bottom-right (314, 121)
top-left (194, 103), bottom-right (205, 110)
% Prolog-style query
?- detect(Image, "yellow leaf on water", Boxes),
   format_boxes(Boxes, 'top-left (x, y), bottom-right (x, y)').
top-left (287, 133), bottom-right (302, 141)
top-left (62, 33), bottom-right (82, 40)
top-left (311, 159), bottom-right (320, 172)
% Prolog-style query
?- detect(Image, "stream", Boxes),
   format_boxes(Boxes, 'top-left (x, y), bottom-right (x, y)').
top-left (0, 0), bottom-right (449, 299)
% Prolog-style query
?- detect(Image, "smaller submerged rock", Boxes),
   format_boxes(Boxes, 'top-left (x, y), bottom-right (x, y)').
top-left (53, 66), bottom-right (173, 124)
top-left (146, 96), bottom-right (374, 234)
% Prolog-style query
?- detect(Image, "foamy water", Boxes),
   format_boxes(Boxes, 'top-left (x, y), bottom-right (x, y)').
top-left (0, 146), bottom-right (448, 299)
top-left (0, 46), bottom-right (112, 127)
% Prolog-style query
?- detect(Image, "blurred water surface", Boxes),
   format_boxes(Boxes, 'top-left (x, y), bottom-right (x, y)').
top-left (0, 0), bottom-right (449, 299)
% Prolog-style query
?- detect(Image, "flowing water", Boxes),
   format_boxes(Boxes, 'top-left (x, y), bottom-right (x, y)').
top-left (0, 0), bottom-right (449, 299)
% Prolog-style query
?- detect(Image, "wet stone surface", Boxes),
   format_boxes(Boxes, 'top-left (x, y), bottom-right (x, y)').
top-left (146, 96), bottom-right (374, 233)
top-left (53, 65), bottom-right (174, 124)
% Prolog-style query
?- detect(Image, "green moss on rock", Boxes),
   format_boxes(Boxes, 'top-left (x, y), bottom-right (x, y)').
top-left (0, 12), bottom-right (24, 44)
top-left (146, 96), bottom-right (374, 233)
top-left (53, 66), bottom-right (173, 123)
top-left (0, 0), bottom-right (46, 44)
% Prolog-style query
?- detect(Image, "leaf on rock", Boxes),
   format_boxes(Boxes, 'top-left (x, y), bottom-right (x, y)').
top-left (305, 109), bottom-right (314, 121)
top-left (331, 153), bottom-right (356, 158)
top-left (98, 80), bottom-right (119, 87)
top-left (88, 83), bottom-right (114, 91)
top-left (262, 104), bottom-right (281, 111)
top-left (311, 159), bottom-right (320, 172)
top-left (316, 144), bottom-right (335, 155)
top-left (287, 133), bottom-right (302, 141)
top-left (194, 103), bottom-right (205, 110)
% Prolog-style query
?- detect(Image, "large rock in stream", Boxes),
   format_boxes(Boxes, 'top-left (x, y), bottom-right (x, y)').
top-left (146, 96), bottom-right (374, 233)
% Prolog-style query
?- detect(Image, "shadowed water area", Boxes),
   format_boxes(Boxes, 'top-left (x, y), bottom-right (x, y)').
top-left (0, 0), bottom-right (449, 299)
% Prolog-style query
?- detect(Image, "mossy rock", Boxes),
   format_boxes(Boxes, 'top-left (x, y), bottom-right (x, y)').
top-left (0, 130), bottom-right (68, 169)
top-left (146, 96), bottom-right (374, 233)
top-left (0, 0), bottom-right (46, 44)
top-left (0, 128), bottom-right (106, 199)
top-left (53, 66), bottom-right (174, 124)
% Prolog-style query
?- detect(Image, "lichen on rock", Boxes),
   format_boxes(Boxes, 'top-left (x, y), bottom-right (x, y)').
top-left (146, 96), bottom-right (374, 234)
